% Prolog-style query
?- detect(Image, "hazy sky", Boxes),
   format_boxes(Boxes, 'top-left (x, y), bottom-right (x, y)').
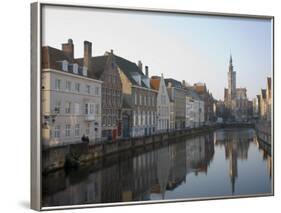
top-left (42, 5), bottom-right (272, 100)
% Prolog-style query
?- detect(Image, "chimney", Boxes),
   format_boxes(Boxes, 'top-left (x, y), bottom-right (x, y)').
top-left (138, 60), bottom-right (143, 71)
top-left (168, 82), bottom-right (172, 88)
top-left (182, 80), bottom-right (186, 87)
top-left (145, 66), bottom-right (149, 77)
top-left (83, 40), bottom-right (92, 70)
top-left (62, 39), bottom-right (74, 59)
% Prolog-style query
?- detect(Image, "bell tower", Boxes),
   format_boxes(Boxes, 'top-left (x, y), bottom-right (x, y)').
top-left (228, 54), bottom-right (236, 99)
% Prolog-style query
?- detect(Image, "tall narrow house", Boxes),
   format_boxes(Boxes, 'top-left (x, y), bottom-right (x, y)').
top-left (165, 78), bottom-right (186, 129)
top-left (115, 57), bottom-right (158, 137)
top-left (75, 42), bottom-right (123, 140)
top-left (150, 74), bottom-right (170, 132)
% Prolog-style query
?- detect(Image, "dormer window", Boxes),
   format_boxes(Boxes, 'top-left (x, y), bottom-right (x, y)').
top-left (62, 60), bottom-right (68, 71)
top-left (68, 64), bottom-right (73, 72)
top-left (73, 63), bottom-right (78, 74)
top-left (83, 67), bottom-right (87, 76)
top-left (132, 73), bottom-right (141, 86)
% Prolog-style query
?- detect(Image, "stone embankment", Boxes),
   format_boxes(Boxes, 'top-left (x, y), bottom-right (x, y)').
top-left (42, 123), bottom-right (254, 174)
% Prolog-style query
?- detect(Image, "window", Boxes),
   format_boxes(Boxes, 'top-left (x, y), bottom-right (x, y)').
top-left (65, 102), bottom-right (71, 114)
top-left (108, 90), bottom-right (112, 106)
top-left (138, 112), bottom-right (141, 126)
top-left (75, 83), bottom-right (80, 92)
top-left (65, 124), bottom-right (71, 137)
top-left (95, 87), bottom-right (99, 96)
top-left (54, 101), bottom-right (61, 114)
top-left (86, 85), bottom-right (90, 94)
top-left (139, 95), bottom-right (142, 105)
top-left (117, 91), bottom-right (120, 105)
top-left (144, 95), bottom-right (147, 105)
top-left (95, 104), bottom-right (99, 115)
top-left (85, 103), bottom-right (89, 114)
top-left (62, 60), bottom-right (68, 71)
top-left (112, 116), bottom-right (115, 126)
top-left (66, 81), bottom-right (71, 91)
top-left (90, 103), bottom-right (94, 114)
top-left (75, 124), bottom-right (80, 136)
top-left (55, 79), bottom-right (61, 90)
top-left (82, 67), bottom-right (87, 76)
top-left (102, 116), bottom-right (106, 126)
top-left (108, 116), bottom-right (112, 126)
top-left (86, 126), bottom-right (90, 135)
top-left (74, 103), bottom-right (80, 115)
top-left (133, 111), bottom-right (136, 126)
top-left (54, 125), bottom-right (60, 138)
top-left (145, 112), bottom-right (147, 125)
top-left (135, 94), bottom-right (138, 105)
top-left (85, 103), bottom-right (95, 115)
top-left (73, 63), bottom-right (78, 74)
top-left (140, 111), bottom-right (143, 126)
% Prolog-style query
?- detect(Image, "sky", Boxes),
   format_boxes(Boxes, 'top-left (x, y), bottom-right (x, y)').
top-left (42, 5), bottom-right (273, 100)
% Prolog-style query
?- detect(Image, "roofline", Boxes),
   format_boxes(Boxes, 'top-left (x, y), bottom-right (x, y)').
top-left (42, 68), bottom-right (103, 83)
top-left (132, 84), bottom-right (158, 93)
top-left (42, 45), bottom-right (61, 52)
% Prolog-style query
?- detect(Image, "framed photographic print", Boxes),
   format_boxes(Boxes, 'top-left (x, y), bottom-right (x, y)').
top-left (31, 1), bottom-right (274, 211)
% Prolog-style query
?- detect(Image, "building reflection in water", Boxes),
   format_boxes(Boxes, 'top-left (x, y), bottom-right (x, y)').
top-left (214, 129), bottom-right (252, 194)
top-left (253, 135), bottom-right (272, 178)
top-left (42, 129), bottom-right (271, 207)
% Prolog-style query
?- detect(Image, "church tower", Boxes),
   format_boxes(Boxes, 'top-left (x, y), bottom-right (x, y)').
top-left (228, 54), bottom-right (236, 99)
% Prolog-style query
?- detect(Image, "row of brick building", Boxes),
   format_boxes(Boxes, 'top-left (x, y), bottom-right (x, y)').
top-left (41, 39), bottom-right (215, 146)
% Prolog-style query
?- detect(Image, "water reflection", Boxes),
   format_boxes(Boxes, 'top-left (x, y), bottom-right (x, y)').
top-left (215, 129), bottom-right (252, 194)
top-left (42, 128), bottom-right (272, 207)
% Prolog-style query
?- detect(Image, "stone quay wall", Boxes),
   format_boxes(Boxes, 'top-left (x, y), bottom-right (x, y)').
top-left (255, 121), bottom-right (272, 154)
top-left (42, 123), bottom-right (254, 174)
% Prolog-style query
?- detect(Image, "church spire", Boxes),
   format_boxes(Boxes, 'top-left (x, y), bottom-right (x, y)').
top-left (229, 53), bottom-right (233, 72)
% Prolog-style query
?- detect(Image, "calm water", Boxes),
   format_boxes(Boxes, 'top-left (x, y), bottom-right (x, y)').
top-left (42, 128), bottom-right (272, 207)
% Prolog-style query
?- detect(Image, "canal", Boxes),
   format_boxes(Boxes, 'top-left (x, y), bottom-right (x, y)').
top-left (42, 128), bottom-right (272, 207)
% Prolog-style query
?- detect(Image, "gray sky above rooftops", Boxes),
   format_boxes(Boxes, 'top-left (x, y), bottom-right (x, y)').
top-left (42, 5), bottom-right (272, 100)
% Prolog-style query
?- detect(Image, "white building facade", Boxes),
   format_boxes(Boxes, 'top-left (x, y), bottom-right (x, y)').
top-left (185, 90), bottom-right (205, 128)
top-left (41, 65), bottom-right (102, 147)
top-left (151, 74), bottom-right (170, 132)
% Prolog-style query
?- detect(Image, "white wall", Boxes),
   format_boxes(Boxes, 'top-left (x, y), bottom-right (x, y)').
top-left (41, 70), bottom-right (102, 145)
top-left (0, 0), bottom-right (279, 213)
